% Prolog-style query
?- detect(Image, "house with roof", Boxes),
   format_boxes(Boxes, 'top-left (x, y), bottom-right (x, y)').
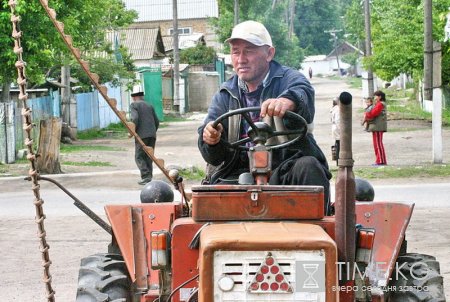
top-left (106, 28), bottom-right (166, 68)
top-left (113, 1), bottom-right (220, 114)
top-left (300, 41), bottom-right (364, 77)
top-left (123, 0), bottom-right (220, 54)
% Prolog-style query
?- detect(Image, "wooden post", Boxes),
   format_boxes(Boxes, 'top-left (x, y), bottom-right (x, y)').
top-left (37, 117), bottom-right (62, 174)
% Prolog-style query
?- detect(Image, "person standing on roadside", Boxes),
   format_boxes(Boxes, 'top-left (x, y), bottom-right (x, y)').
top-left (330, 97), bottom-right (340, 163)
top-left (130, 91), bottom-right (159, 185)
top-left (198, 20), bottom-right (331, 212)
top-left (364, 90), bottom-right (387, 166)
top-left (361, 97), bottom-right (374, 131)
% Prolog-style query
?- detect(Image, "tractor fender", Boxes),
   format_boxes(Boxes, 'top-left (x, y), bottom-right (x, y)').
top-left (355, 202), bottom-right (414, 287)
top-left (104, 203), bottom-right (183, 288)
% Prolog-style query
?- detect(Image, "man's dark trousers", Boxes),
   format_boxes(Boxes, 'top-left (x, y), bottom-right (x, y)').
top-left (135, 137), bottom-right (156, 180)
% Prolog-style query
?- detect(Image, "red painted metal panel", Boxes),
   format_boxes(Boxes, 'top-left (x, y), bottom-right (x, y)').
top-left (192, 185), bottom-right (325, 221)
top-left (105, 205), bottom-right (135, 281)
top-left (105, 203), bottom-right (183, 291)
top-left (171, 218), bottom-right (204, 302)
top-left (198, 222), bottom-right (338, 302)
top-left (355, 202), bottom-right (414, 288)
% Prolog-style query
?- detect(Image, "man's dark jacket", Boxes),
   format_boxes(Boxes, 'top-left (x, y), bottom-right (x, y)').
top-left (198, 60), bottom-right (330, 184)
top-left (130, 100), bottom-right (159, 139)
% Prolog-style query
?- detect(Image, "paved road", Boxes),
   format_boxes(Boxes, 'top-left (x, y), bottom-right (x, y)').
top-left (1, 76), bottom-right (449, 301)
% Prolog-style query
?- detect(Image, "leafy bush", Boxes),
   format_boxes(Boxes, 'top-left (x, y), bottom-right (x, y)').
top-left (179, 44), bottom-right (216, 65)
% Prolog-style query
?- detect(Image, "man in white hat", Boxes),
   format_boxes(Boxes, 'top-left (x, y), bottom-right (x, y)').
top-left (130, 91), bottom-right (159, 185)
top-left (198, 20), bottom-right (332, 213)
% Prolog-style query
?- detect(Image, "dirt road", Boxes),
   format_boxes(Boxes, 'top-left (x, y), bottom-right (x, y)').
top-left (1, 77), bottom-right (449, 301)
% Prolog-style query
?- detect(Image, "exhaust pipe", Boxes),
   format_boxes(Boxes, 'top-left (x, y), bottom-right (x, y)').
top-left (334, 91), bottom-right (356, 284)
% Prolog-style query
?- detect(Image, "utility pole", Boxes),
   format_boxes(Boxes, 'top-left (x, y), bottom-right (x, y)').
top-left (271, 0), bottom-right (277, 10)
top-left (61, 64), bottom-right (71, 128)
top-left (423, 0), bottom-right (443, 164)
top-left (172, 0), bottom-right (183, 114)
top-left (363, 0), bottom-right (374, 98)
top-left (423, 0), bottom-right (433, 103)
top-left (288, 0), bottom-right (295, 39)
top-left (325, 29), bottom-right (342, 76)
top-left (234, 0), bottom-right (239, 25)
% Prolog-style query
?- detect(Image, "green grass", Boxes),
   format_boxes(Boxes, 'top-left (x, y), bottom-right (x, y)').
top-left (62, 161), bottom-right (114, 167)
top-left (162, 115), bottom-right (189, 123)
top-left (0, 164), bottom-right (7, 174)
top-left (77, 122), bottom-right (128, 140)
top-left (60, 144), bottom-right (125, 153)
top-left (178, 166), bottom-right (206, 181)
top-left (346, 77), bottom-right (362, 89)
top-left (330, 164), bottom-right (450, 180)
top-left (388, 97), bottom-right (450, 126)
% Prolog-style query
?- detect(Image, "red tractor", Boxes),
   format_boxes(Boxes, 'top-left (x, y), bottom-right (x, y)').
top-left (74, 93), bottom-right (445, 302)
top-left (8, 2), bottom-right (444, 301)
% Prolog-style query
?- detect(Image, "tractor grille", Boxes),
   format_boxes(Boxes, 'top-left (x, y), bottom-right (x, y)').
top-left (213, 250), bottom-right (326, 302)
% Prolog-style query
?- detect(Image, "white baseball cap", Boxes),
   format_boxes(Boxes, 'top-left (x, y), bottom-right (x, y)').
top-left (225, 20), bottom-right (273, 47)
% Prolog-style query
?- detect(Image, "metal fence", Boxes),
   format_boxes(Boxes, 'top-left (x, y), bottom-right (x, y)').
top-left (0, 85), bottom-right (123, 164)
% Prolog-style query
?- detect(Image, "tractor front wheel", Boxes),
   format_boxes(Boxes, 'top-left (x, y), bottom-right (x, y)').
top-left (387, 253), bottom-right (445, 301)
top-left (75, 253), bottom-right (132, 302)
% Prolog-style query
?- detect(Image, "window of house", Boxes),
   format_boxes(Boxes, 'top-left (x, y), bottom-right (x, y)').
top-left (168, 27), bottom-right (192, 35)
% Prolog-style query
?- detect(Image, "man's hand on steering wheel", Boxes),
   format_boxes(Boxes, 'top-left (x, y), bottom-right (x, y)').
top-left (205, 106), bottom-right (307, 150)
top-left (260, 97), bottom-right (296, 118)
top-left (203, 97), bottom-right (297, 146)
top-left (203, 122), bottom-right (223, 145)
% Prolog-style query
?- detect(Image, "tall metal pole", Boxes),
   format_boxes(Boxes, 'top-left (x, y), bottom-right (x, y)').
top-left (423, 0), bottom-right (433, 103)
top-left (173, 0), bottom-right (183, 114)
top-left (364, 0), bottom-right (374, 97)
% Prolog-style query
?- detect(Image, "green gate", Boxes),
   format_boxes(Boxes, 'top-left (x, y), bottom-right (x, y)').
top-left (215, 58), bottom-right (226, 84)
top-left (139, 66), bottom-right (164, 121)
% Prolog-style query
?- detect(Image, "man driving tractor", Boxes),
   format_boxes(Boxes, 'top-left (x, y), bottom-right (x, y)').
top-left (198, 20), bottom-right (331, 212)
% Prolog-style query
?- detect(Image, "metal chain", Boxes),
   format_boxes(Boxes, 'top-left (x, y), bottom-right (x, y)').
top-left (8, 1), bottom-right (56, 301)
top-left (36, 0), bottom-right (190, 204)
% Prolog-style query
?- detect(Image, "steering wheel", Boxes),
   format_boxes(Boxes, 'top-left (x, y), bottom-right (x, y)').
top-left (212, 106), bottom-right (308, 151)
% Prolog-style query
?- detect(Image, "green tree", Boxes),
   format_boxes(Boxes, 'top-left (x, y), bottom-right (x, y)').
top-left (294, 0), bottom-right (342, 55)
top-left (0, 0), bottom-right (137, 94)
top-left (213, 0), bottom-right (304, 68)
top-left (345, 0), bottom-right (450, 85)
top-left (180, 44), bottom-right (217, 65)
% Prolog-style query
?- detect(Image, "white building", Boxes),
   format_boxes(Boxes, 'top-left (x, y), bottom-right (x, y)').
top-left (122, 0), bottom-right (220, 50)
top-left (300, 42), bottom-right (363, 77)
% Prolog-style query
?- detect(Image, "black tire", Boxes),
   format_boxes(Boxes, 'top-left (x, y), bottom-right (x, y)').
top-left (76, 253), bottom-right (132, 302)
top-left (388, 253), bottom-right (446, 302)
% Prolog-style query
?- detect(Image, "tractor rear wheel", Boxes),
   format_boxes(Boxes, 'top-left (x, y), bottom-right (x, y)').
top-left (387, 253), bottom-right (445, 301)
top-left (75, 253), bottom-right (132, 302)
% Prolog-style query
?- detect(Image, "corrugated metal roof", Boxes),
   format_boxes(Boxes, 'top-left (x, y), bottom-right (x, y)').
top-left (162, 36), bottom-right (173, 52)
top-left (162, 33), bottom-right (205, 53)
top-left (106, 28), bottom-right (165, 60)
top-left (124, 0), bottom-right (218, 22)
top-left (326, 41), bottom-right (363, 58)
